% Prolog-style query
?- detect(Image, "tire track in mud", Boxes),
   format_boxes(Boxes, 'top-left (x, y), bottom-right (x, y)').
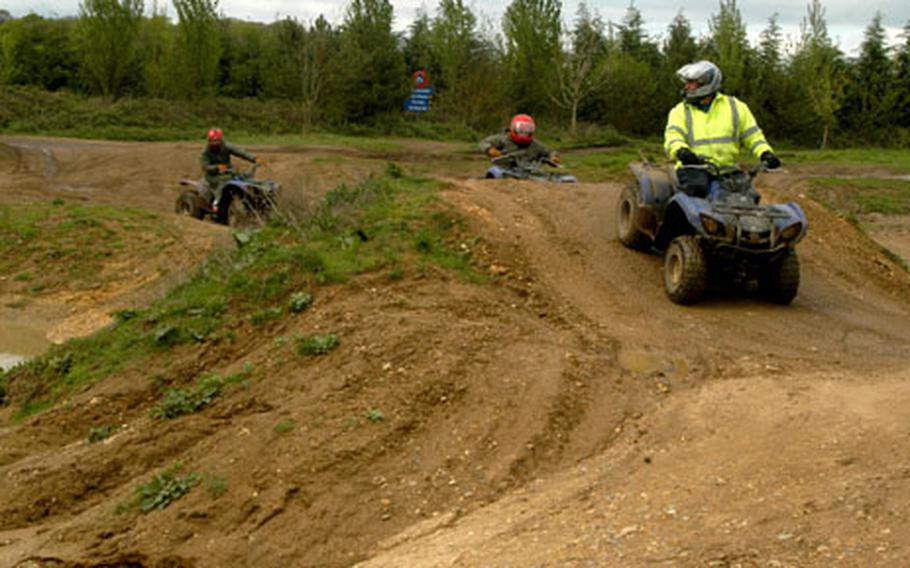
top-left (448, 178), bottom-right (910, 376)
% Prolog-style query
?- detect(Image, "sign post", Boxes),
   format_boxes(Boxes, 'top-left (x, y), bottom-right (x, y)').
top-left (404, 70), bottom-right (433, 113)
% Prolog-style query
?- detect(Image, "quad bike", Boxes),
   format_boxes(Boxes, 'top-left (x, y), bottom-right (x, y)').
top-left (485, 152), bottom-right (577, 183)
top-left (175, 164), bottom-right (280, 226)
top-left (617, 159), bottom-right (807, 305)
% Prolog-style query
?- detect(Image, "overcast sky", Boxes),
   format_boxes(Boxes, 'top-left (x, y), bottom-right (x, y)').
top-left (3, 0), bottom-right (908, 56)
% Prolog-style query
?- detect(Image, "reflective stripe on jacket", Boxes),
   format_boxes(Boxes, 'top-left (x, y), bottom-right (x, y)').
top-left (664, 93), bottom-right (772, 168)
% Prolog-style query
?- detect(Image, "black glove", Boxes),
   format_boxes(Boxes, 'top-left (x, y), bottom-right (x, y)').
top-left (676, 148), bottom-right (703, 166)
top-left (761, 151), bottom-right (781, 170)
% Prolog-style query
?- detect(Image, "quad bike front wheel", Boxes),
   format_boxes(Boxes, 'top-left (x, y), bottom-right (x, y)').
top-left (617, 184), bottom-right (650, 250)
top-left (664, 235), bottom-right (708, 305)
top-left (759, 248), bottom-right (800, 304)
top-left (175, 190), bottom-right (205, 219)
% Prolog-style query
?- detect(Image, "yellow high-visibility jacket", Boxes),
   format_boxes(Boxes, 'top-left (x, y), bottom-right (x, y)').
top-left (664, 93), bottom-right (773, 168)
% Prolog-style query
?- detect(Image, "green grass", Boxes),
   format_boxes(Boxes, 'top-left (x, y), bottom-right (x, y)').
top-left (1, 170), bottom-right (480, 418)
top-left (0, 201), bottom-right (167, 287)
top-left (564, 143), bottom-right (664, 182)
top-left (788, 148), bottom-right (910, 172)
top-left (808, 177), bottom-right (910, 216)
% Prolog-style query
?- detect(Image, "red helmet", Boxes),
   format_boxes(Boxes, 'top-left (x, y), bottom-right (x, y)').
top-left (207, 127), bottom-right (223, 149)
top-left (509, 114), bottom-right (535, 146)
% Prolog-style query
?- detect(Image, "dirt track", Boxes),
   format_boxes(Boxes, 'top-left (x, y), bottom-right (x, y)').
top-left (1, 136), bottom-right (909, 567)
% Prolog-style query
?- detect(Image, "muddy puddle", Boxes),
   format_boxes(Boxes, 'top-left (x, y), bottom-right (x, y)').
top-left (0, 321), bottom-right (49, 371)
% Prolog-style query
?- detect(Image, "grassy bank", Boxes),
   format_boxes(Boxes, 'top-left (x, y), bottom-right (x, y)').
top-left (0, 167), bottom-right (480, 419)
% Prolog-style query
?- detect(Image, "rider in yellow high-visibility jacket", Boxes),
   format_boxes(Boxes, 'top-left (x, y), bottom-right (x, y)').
top-left (664, 61), bottom-right (780, 199)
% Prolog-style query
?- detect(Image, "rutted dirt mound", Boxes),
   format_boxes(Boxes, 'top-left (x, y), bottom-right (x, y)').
top-left (0, 137), bottom-right (909, 567)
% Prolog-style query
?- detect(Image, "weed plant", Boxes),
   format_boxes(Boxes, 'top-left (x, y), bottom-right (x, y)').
top-left (152, 369), bottom-right (251, 419)
top-left (119, 463), bottom-right (200, 513)
top-left (296, 334), bottom-right (339, 356)
top-left (87, 424), bottom-right (116, 444)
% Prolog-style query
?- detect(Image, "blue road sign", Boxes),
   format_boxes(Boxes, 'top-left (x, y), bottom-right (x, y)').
top-left (404, 86), bottom-right (434, 112)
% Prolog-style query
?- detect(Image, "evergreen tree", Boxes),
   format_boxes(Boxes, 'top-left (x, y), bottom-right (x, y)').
top-left (706, 0), bottom-right (750, 96)
top-left (894, 21), bottom-right (910, 128)
top-left (404, 10), bottom-right (434, 76)
top-left (618, 2), bottom-right (659, 65)
top-left (840, 13), bottom-right (896, 138)
top-left (751, 15), bottom-right (787, 135)
top-left (339, 0), bottom-right (407, 122)
top-left (663, 11), bottom-right (698, 72)
top-left (789, 0), bottom-right (844, 147)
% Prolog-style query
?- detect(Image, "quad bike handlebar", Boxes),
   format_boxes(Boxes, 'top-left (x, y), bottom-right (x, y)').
top-left (490, 152), bottom-right (562, 170)
top-left (684, 157), bottom-right (770, 180)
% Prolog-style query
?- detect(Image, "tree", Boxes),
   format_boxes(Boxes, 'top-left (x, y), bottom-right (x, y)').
top-left (659, 11), bottom-right (699, 116)
top-left (751, 15), bottom-right (787, 134)
top-left (895, 21), bottom-right (910, 128)
top-left (663, 11), bottom-right (698, 72)
top-left (171, 0), bottom-right (222, 99)
top-left (502, 0), bottom-right (562, 114)
top-left (0, 15), bottom-right (77, 90)
top-left (76, 0), bottom-right (144, 98)
top-left (840, 13), bottom-right (896, 138)
top-left (273, 16), bottom-right (339, 128)
top-left (338, 0), bottom-right (407, 122)
top-left (789, 0), bottom-right (844, 148)
top-left (706, 0), bottom-right (750, 96)
top-left (138, 3), bottom-right (170, 97)
top-left (404, 9), bottom-right (434, 74)
top-left (551, 2), bottom-right (607, 134)
top-left (431, 0), bottom-right (476, 92)
top-left (220, 19), bottom-right (268, 98)
top-left (618, 2), bottom-right (659, 64)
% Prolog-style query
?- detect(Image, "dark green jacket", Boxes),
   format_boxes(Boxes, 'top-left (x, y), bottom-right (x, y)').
top-left (200, 142), bottom-right (256, 186)
top-left (479, 133), bottom-right (554, 164)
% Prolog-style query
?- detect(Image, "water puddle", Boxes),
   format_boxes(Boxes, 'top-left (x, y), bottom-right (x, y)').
top-left (0, 322), bottom-right (49, 371)
top-left (618, 349), bottom-right (688, 379)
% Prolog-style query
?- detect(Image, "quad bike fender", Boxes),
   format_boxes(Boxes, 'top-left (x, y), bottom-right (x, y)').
top-left (654, 193), bottom-right (713, 249)
top-left (770, 202), bottom-right (809, 244)
top-left (628, 161), bottom-right (676, 237)
top-left (485, 166), bottom-right (505, 179)
top-left (629, 161), bottom-right (675, 208)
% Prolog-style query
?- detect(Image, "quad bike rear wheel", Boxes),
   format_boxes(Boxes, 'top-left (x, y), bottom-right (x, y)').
top-left (617, 183), bottom-right (650, 250)
top-left (175, 190), bottom-right (205, 219)
top-left (759, 248), bottom-right (800, 304)
top-left (664, 235), bottom-right (708, 305)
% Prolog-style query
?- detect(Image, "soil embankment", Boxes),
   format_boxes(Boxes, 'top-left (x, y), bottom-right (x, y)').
top-left (1, 137), bottom-right (909, 567)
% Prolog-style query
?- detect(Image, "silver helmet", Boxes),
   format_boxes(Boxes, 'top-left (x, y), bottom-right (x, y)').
top-left (677, 60), bottom-right (722, 101)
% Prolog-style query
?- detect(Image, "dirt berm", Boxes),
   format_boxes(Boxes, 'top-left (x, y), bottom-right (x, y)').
top-left (1, 137), bottom-right (909, 567)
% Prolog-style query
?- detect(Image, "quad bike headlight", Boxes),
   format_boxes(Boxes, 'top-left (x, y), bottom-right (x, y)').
top-left (699, 213), bottom-right (725, 236)
top-left (779, 222), bottom-right (803, 242)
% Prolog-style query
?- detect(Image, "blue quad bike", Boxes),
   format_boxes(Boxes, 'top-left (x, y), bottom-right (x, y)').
top-left (485, 152), bottom-right (577, 183)
top-left (617, 160), bottom-right (807, 305)
top-left (176, 164), bottom-right (280, 226)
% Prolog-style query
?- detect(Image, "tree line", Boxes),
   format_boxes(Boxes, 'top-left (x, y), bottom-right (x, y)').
top-left (1, 0), bottom-right (909, 147)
